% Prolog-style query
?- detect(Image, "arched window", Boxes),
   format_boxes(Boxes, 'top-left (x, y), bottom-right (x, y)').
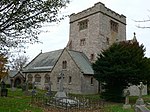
top-left (35, 74), bottom-right (41, 83)
top-left (45, 74), bottom-right (50, 83)
top-left (28, 74), bottom-right (33, 82)
top-left (62, 61), bottom-right (67, 69)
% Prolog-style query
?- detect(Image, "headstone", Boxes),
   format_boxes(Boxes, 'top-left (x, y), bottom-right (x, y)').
top-left (123, 89), bottom-right (131, 109)
top-left (23, 81), bottom-right (30, 95)
top-left (1, 81), bottom-right (8, 97)
top-left (31, 82), bottom-right (36, 96)
top-left (55, 71), bottom-right (67, 100)
top-left (45, 81), bottom-right (52, 96)
top-left (135, 82), bottom-right (145, 106)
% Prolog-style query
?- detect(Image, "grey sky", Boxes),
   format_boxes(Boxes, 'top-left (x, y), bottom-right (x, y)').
top-left (25, 0), bottom-right (150, 60)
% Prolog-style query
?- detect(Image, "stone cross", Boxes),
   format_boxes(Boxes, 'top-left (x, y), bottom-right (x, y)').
top-left (138, 82), bottom-right (144, 99)
top-left (123, 89), bottom-right (131, 109)
top-left (46, 81), bottom-right (52, 96)
top-left (59, 71), bottom-right (64, 92)
top-left (135, 82), bottom-right (145, 106)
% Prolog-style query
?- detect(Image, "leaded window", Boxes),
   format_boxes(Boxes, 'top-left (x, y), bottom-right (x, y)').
top-left (79, 19), bottom-right (88, 30)
top-left (35, 74), bottom-right (41, 83)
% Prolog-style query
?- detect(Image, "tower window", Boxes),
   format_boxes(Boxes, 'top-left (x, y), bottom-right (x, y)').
top-left (110, 20), bottom-right (118, 32)
top-left (79, 19), bottom-right (88, 30)
top-left (90, 54), bottom-right (94, 61)
top-left (62, 61), bottom-right (67, 69)
top-left (68, 76), bottom-right (72, 84)
top-left (80, 39), bottom-right (86, 46)
top-left (106, 37), bottom-right (109, 45)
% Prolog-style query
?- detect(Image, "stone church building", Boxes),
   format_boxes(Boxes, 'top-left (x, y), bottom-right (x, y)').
top-left (23, 2), bottom-right (126, 94)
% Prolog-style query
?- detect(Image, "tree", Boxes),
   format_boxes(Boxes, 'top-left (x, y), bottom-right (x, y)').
top-left (0, 0), bottom-right (69, 54)
top-left (0, 54), bottom-right (8, 80)
top-left (11, 55), bottom-right (29, 71)
top-left (92, 40), bottom-right (150, 102)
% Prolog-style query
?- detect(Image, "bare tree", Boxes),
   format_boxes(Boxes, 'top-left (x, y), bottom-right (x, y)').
top-left (135, 10), bottom-right (150, 28)
top-left (0, 0), bottom-right (69, 54)
top-left (11, 55), bottom-right (29, 71)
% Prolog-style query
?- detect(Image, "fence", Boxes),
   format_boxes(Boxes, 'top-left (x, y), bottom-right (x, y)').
top-left (31, 94), bottom-right (105, 112)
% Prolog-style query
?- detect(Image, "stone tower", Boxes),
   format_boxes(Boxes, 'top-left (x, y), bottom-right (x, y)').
top-left (67, 2), bottom-right (126, 62)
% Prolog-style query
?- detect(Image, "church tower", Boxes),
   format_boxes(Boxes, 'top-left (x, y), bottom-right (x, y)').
top-left (67, 2), bottom-right (126, 62)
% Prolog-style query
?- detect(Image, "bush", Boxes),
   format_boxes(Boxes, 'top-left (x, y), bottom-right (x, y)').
top-left (6, 84), bottom-right (11, 88)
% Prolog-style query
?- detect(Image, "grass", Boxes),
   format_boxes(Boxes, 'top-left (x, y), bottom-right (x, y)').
top-left (0, 88), bottom-right (150, 112)
top-left (0, 89), bottom-right (43, 112)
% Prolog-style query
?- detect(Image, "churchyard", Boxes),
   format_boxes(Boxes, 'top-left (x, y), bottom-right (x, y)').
top-left (0, 87), bottom-right (150, 112)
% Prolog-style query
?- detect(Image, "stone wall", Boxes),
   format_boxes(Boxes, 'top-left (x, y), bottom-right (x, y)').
top-left (50, 49), bottom-right (82, 94)
top-left (68, 2), bottom-right (126, 61)
top-left (50, 49), bottom-right (98, 94)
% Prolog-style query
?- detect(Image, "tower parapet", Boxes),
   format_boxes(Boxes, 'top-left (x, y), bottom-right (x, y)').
top-left (70, 2), bottom-right (126, 25)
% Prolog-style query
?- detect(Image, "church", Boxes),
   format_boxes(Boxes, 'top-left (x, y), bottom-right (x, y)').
top-left (23, 2), bottom-right (126, 94)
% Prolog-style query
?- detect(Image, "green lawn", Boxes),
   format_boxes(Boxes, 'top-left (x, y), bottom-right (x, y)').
top-left (0, 88), bottom-right (150, 112)
top-left (0, 89), bottom-right (43, 112)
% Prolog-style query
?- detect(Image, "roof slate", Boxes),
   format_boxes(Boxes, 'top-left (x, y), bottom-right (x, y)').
top-left (23, 49), bottom-right (63, 72)
top-left (68, 50), bottom-right (94, 75)
top-left (23, 49), bottom-right (94, 75)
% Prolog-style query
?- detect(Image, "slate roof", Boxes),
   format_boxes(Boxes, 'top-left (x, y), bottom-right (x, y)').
top-left (68, 50), bottom-right (94, 75)
top-left (8, 70), bottom-right (25, 78)
top-left (23, 49), bottom-right (63, 73)
top-left (23, 49), bottom-right (94, 75)
top-left (8, 70), bottom-right (18, 77)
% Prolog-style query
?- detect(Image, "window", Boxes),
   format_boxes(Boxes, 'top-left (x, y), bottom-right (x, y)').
top-left (91, 77), bottom-right (94, 85)
top-left (79, 19), bottom-right (88, 30)
top-left (57, 77), bottom-right (61, 83)
top-left (45, 74), bottom-right (50, 83)
top-left (35, 74), bottom-right (41, 83)
top-left (28, 74), bottom-right (33, 82)
top-left (106, 37), bottom-right (109, 45)
top-left (110, 20), bottom-right (118, 32)
top-left (90, 54), bottom-right (94, 61)
top-left (80, 39), bottom-right (86, 46)
top-left (68, 76), bottom-right (72, 84)
top-left (62, 61), bottom-right (67, 69)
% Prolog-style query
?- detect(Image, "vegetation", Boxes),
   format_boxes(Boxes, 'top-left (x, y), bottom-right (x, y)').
top-left (10, 55), bottom-right (29, 70)
top-left (0, 89), bottom-right (43, 112)
top-left (92, 40), bottom-right (150, 102)
top-left (1, 88), bottom-right (150, 112)
top-left (0, 0), bottom-right (69, 54)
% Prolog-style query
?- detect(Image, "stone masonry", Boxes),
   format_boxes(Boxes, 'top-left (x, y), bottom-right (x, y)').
top-left (67, 2), bottom-right (126, 61)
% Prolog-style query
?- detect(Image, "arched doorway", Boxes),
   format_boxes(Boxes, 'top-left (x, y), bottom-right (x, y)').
top-left (14, 78), bottom-right (21, 87)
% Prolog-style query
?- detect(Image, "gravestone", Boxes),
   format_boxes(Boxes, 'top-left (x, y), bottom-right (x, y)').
top-left (123, 89), bottom-right (131, 109)
top-left (134, 82), bottom-right (150, 112)
top-left (45, 81), bottom-right (52, 96)
top-left (55, 71), bottom-right (67, 100)
top-left (1, 81), bottom-right (8, 97)
top-left (31, 82), bottom-right (36, 96)
top-left (23, 81), bottom-right (30, 95)
top-left (135, 82), bottom-right (145, 106)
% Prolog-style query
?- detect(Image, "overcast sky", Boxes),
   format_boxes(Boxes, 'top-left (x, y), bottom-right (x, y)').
top-left (25, 0), bottom-right (150, 60)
